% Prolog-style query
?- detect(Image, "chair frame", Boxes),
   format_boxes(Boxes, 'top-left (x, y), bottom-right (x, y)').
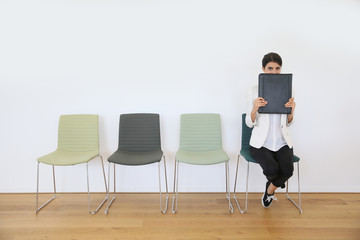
top-left (105, 155), bottom-right (169, 214)
top-left (171, 160), bottom-right (234, 214)
top-left (233, 153), bottom-right (302, 214)
top-left (35, 155), bottom-right (108, 215)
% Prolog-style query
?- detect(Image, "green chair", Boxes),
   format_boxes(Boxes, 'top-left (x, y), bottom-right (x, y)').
top-left (36, 114), bottom-right (108, 214)
top-left (105, 113), bottom-right (168, 214)
top-left (233, 113), bottom-right (302, 213)
top-left (172, 113), bottom-right (233, 214)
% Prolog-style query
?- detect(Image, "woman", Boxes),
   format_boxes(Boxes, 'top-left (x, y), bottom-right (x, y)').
top-left (246, 52), bottom-right (296, 208)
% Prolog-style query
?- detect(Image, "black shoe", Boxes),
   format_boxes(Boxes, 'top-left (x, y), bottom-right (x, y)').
top-left (262, 181), bottom-right (277, 208)
top-left (281, 183), bottom-right (285, 189)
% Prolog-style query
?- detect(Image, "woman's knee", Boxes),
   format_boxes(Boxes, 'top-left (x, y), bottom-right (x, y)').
top-left (282, 165), bottom-right (294, 179)
top-left (263, 166), bottom-right (280, 179)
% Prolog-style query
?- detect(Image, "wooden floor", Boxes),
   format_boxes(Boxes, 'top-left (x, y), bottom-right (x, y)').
top-left (0, 193), bottom-right (359, 240)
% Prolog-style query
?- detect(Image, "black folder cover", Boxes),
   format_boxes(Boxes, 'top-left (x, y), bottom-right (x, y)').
top-left (258, 73), bottom-right (292, 114)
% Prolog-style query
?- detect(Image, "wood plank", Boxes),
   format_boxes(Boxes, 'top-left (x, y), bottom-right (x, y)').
top-left (0, 193), bottom-right (359, 240)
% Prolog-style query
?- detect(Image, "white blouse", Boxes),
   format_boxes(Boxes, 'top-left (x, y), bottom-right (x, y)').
top-left (262, 114), bottom-right (287, 151)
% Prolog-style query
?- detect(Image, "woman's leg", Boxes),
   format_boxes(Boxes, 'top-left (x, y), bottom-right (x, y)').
top-left (272, 146), bottom-right (294, 187)
top-left (250, 146), bottom-right (281, 207)
top-left (249, 146), bottom-right (280, 185)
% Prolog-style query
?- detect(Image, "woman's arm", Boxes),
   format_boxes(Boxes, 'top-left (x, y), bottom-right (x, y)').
top-left (246, 86), bottom-right (267, 127)
top-left (251, 97), bottom-right (267, 122)
top-left (285, 97), bottom-right (296, 123)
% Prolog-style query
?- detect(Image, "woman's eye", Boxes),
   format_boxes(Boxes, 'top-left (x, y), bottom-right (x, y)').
top-left (268, 67), bottom-right (273, 70)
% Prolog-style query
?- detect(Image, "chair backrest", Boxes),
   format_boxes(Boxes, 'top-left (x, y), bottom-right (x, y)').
top-left (118, 113), bottom-right (161, 152)
top-left (57, 114), bottom-right (99, 152)
top-left (179, 113), bottom-right (223, 151)
top-left (241, 113), bottom-right (253, 151)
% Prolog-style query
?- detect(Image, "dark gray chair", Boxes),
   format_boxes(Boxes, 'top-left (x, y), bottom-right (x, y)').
top-left (105, 113), bottom-right (168, 214)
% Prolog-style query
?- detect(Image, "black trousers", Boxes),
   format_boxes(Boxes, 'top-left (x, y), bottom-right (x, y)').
top-left (250, 145), bottom-right (294, 188)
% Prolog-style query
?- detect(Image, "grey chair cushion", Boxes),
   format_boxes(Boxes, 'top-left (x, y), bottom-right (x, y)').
top-left (108, 113), bottom-right (163, 165)
top-left (108, 150), bottom-right (163, 165)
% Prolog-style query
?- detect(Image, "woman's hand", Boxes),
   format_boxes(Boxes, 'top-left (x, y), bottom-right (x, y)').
top-left (285, 98), bottom-right (296, 123)
top-left (251, 97), bottom-right (267, 122)
top-left (285, 98), bottom-right (296, 113)
top-left (253, 97), bottom-right (267, 112)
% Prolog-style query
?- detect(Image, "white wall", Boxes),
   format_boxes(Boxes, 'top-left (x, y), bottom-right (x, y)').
top-left (1, 0), bottom-right (359, 193)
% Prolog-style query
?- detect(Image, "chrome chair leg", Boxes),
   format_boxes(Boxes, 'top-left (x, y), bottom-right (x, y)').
top-left (105, 163), bottom-right (116, 214)
top-left (233, 154), bottom-right (249, 214)
top-left (87, 155), bottom-right (108, 215)
top-left (159, 156), bottom-right (169, 214)
top-left (172, 160), bottom-right (233, 214)
top-left (225, 161), bottom-right (234, 213)
top-left (286, 162), bottom-right (302, 213)
top-left (35, 163), bottom-right (56, 214)
top-left (171, 161), bottom-right (179, 214)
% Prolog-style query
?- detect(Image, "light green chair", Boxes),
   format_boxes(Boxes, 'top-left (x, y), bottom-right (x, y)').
top-left (172, 114), bottom-right (233, 213)
top-left (36, 114), bottom-right (108, 214)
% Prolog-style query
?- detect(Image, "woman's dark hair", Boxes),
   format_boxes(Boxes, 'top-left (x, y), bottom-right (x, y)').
top-left (262, 52), bottom-right (282, 68)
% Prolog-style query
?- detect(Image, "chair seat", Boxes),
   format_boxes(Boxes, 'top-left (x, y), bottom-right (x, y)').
top-left (240, 149), bottom-right (257, 163)
top-left (37, 150), bottom-right (99, 166)
top-left (176, 149), bottom-right (229, 165)
top-left (240, 149), bottom-right (300, 163)
top-left (108, 150), bottom-right (163, 166)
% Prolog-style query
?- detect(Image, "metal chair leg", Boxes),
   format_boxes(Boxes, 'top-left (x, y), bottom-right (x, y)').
top-left (233, 154), bottom-right (249, 214)
top-left (171, 160), bottom-right (179, 214)
top-left (286, 162), bottom-right (302, 213)
top-left (159, 156), bottom-right (169, 214)
top-left (172, 160), bottom-right (233, 214)
top-left (225, 161), bottom-right (234, 213)
top-left (105, 163), bottom-right (116, 214)
top-left (35, 163), bottom-right (56, 214)
top-left (87, 155), bottom-right (108, 215)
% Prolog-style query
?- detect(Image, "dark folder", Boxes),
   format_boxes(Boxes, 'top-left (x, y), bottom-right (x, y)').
top-left (258, 73), bottom-right (292, 114)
